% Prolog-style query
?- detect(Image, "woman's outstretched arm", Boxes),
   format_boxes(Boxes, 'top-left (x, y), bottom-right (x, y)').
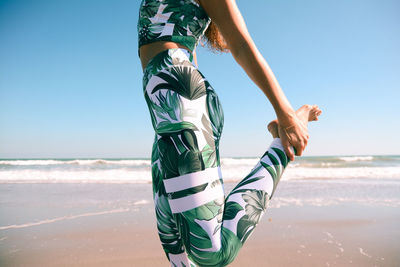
top-left (198, 0), bottom-right (308, 160)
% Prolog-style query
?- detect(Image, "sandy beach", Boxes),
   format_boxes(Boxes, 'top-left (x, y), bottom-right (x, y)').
top-left (1, 182), bottom-right (399, 267)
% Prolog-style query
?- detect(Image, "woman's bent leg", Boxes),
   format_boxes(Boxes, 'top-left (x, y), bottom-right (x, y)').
top-left (161, 138), bottom-right (290, 267)
top-left (222, 138), bottom-right (289, 244)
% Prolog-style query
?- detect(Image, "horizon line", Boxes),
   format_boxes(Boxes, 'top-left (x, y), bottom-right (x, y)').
top-left (0, 154), bottom-right (399, 160)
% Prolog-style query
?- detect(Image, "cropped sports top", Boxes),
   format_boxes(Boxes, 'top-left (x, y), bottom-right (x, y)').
top-left (137, 0), bottom-right (211, 57)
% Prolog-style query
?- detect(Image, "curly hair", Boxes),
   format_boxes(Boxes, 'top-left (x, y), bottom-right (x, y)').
top-left (203, 21), bottom-right (230, 53)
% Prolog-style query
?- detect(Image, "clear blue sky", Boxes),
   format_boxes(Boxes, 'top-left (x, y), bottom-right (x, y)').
top-left (1, 0), bottom-right (399, 158)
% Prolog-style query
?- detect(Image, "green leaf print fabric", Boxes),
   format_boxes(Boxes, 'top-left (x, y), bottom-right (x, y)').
top-left (138, 0), bottom-right (211, 55)
top-left (142, 48), bottom-right (292, 267)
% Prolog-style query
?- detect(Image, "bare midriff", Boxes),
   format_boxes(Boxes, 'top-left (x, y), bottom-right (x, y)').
top-left (139, 41), bottom-right (196, 70)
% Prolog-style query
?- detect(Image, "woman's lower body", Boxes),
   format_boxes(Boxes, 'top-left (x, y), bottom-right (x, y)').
top-left (142, 48), bottom-right (291, 267)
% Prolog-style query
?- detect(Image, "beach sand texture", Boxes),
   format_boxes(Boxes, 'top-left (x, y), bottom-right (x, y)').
top-left (1, 183), bottom-right (399, 267)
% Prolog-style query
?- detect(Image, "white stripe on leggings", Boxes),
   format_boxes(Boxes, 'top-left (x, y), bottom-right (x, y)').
top-left (163, 167), bottom-right (222, 193)
top-left (168, 183), bottom-right (224, 214)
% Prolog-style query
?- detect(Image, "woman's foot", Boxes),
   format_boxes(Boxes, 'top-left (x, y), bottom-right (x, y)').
top-left (296, 104), bottom-right (321, 123)
top-left (267, 105), bottom-right (321, 138)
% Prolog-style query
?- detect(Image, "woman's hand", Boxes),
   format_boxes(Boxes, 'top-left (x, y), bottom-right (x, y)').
top-left (277, 113), bottom-right (309, 161)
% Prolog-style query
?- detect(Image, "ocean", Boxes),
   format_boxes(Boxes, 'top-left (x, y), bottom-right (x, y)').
top-left (1, 155), bottom-right (400, 265)
top-left (1, 155), bottom-right (399, 183)
top-left (1, 156), bottom-right (400, 210)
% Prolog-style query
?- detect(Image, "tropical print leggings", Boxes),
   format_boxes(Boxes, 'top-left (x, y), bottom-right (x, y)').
top-left (142, 48), bottom-right (291, 267)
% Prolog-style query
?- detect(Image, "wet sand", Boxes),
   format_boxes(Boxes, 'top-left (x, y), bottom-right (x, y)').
top-left (0, 183), bottom-right (399, 266)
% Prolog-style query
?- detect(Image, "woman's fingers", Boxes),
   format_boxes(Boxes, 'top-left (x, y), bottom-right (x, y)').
top-left (294, 141), bottom-right (305, 156)
top-left (278, 120), bottom-right (309, 159)
top-left (278, 126), bottom-right (294, 161)
top-left (282, 135), bottom-right (295, 161)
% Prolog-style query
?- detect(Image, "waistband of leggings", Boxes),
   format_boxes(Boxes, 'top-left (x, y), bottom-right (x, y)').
top-left (142, 48), bottom-right (195, 79)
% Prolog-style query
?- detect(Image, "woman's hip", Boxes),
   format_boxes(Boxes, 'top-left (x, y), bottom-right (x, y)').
top-left (143, 48), bottom-right (224, 148)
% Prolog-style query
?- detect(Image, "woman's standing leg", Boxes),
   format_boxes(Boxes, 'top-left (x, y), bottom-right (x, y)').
top-left (144, 48), bottom-right (318, 266)
top-left (145, 61), bottom-right (291, 266)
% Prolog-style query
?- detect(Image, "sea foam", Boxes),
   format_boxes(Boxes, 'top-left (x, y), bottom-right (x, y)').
top-left (0, 156), bottom-right (399, 183)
